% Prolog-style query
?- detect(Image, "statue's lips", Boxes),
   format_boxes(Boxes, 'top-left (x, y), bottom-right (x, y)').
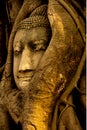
top-left (17, 72), bottom-right (33, 77)
top-left (17, 75), bottom-right (33, 81)
top-left (17, 75), bottom-right (33, 88)
top-left (18, 77), bottom-right (32, 80)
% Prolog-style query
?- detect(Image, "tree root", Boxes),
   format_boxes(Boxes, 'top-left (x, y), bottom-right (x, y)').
top-left (51, 46), bottom-right (86, 130)
top-left (0, 64), bottom-right (5, 74)
top-left (59, 46), bottom-right (85, 104)
top-left (51, 2), bottom-right (86, 129)
top-left (56, 0), bottom-right (85, 44)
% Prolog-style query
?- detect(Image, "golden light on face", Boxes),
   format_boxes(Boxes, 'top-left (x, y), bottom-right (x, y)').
top-left (13, 27), bottom-right (50, 90)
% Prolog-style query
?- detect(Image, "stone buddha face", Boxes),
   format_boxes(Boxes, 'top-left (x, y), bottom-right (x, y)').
top-left (13, 27), bottom-right (50, 90)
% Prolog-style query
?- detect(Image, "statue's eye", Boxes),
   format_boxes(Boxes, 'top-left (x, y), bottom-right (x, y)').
top-left (34, 44), bottom-right (47, 51)
top-left (14, 45), bottom-right (23, 56)
top-left (14, 50), bottom-right (22, 56)
top-left (29, 40), bottom-right (47, 52)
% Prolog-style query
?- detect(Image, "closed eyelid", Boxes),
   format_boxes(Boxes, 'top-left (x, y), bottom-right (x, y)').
top-left (34, 39), bottom-right (47, 45)
top-left (14, 46), bottom-right (21, 52)
top-left (28, 40), bottom-right (48, 51)
top-left (13, 48), bottom-right (22, 56)
top-left (13, 45), bottom-right (23, 56)
top-left (29, 39), bottom-right (47, 48)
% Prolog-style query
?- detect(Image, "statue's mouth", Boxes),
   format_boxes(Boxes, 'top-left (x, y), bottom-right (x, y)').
top-left (18, 77), bottom-right (32, 81)
top-left (16, 73), bottom-right (34, 89)
top-left (17, 74), bottom-right (33, 80)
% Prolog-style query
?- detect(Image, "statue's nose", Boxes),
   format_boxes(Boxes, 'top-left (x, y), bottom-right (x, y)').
top-left (19, 48), bottom-right (34, 71)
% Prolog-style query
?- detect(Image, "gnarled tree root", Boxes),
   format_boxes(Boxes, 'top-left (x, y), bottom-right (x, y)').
top-left (0, 64), bottom-right (5, 74)
top-left (51, 46), bottom-right (86, 130)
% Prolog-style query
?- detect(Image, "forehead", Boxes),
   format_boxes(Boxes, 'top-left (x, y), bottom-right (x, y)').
top-left (13, 27), bottom-right (49, 47)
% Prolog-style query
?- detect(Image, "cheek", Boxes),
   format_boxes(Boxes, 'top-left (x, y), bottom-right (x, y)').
top-left (33, 51), bottom-right (44, 68)
top-left (13, 56), bottom-right (21, 78)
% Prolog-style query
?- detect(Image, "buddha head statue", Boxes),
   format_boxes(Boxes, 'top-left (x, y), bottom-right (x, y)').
top-left (13, 4), bottom-right (52, 90)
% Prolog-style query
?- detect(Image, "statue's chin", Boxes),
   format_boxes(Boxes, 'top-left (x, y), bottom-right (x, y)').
top-left (17, 80), bottom-right (30, 90)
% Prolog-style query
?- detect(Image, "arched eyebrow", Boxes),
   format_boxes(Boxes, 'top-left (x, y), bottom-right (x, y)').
top-left (28, 39), bottom-right (48, 47)
top-left (34, 39), bottom-right (47, 45)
